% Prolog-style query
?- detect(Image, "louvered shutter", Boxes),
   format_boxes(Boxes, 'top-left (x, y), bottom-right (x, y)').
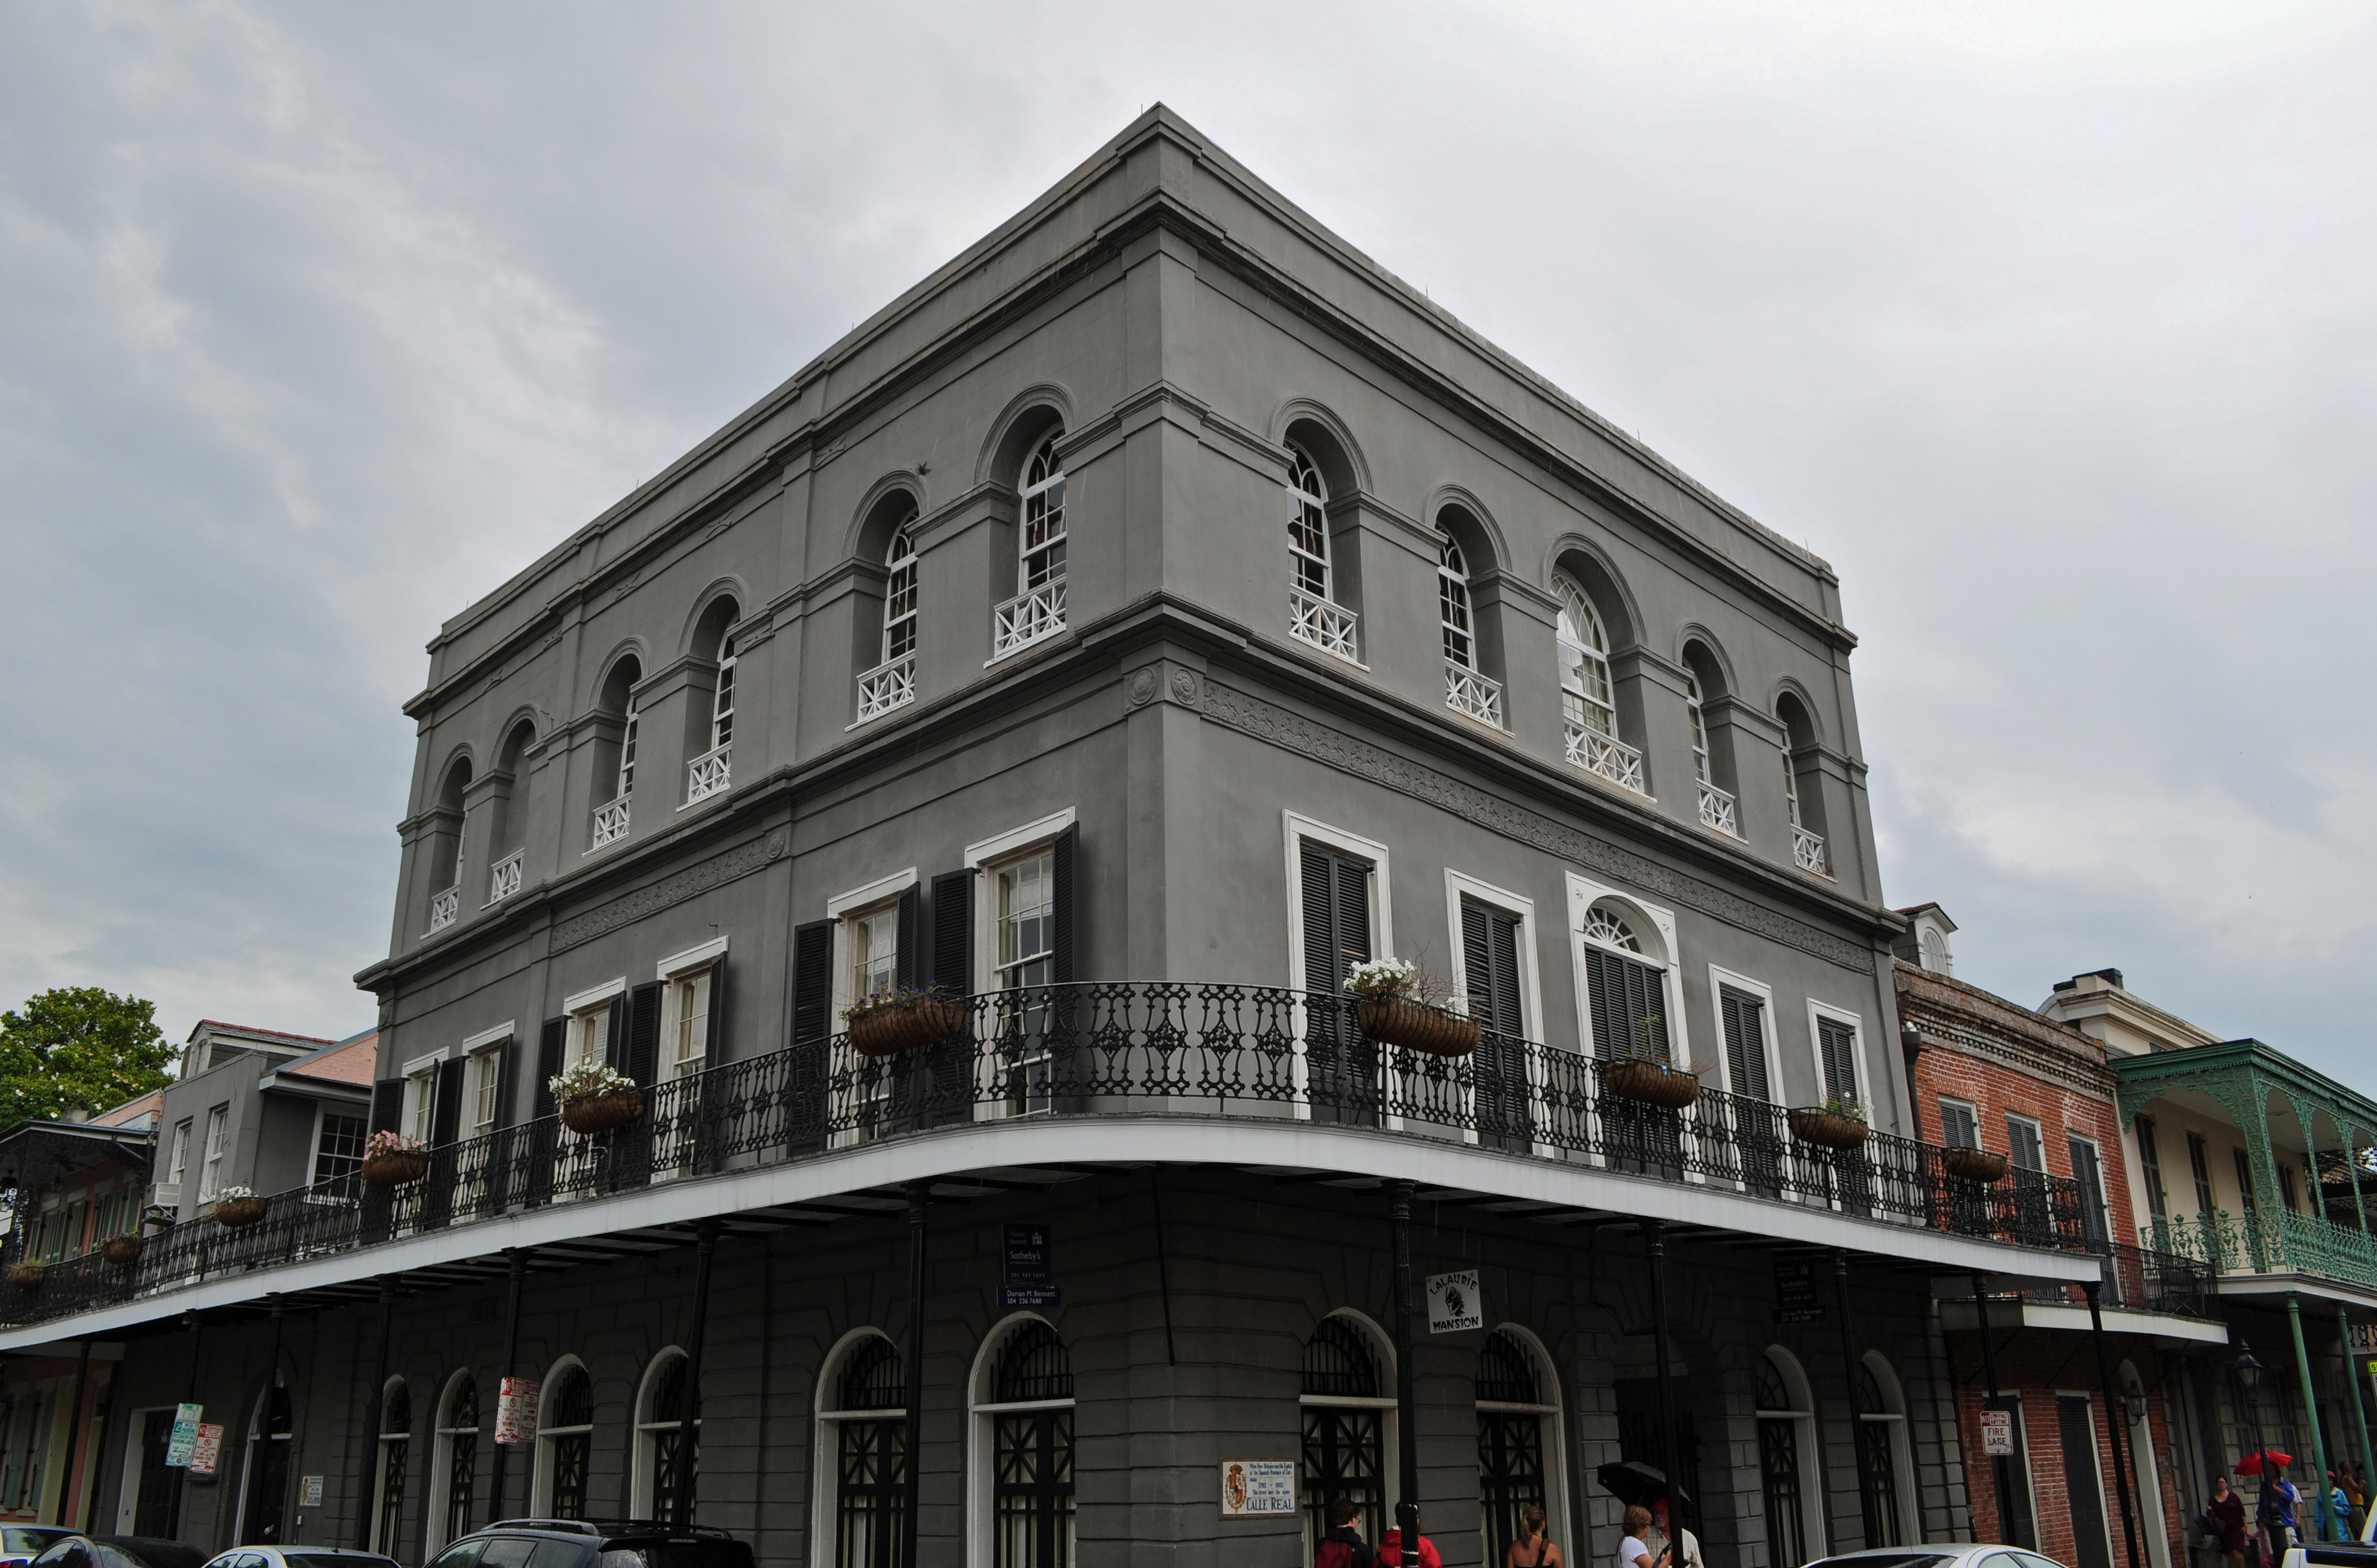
top-left (895, 884), bottom-right (920, 990)
top-left (1300, 844), bottom-right (1341, 998)
top-left (1817, 1017), bottom-right (1859, 1105)
top-left (792, 920), bottom-right (834, 1043)
top-left (2007, 1116), bottom-right (2045, 1173)
top-left (705, 956), bottom-right (729, 1061)
top-left (368, 1078), bottom-right (404, 1134)
top-left (606, 994), bottom-right (631, 1073)
top-left (532, 1020), bottom-right (566, 1118)
top-left (1459, 901), bottom-right (1521, 1035)
top-left (1051, 822), bottom-right (1079, 983)
top-left (931, 869), bottom-right (975, 995)
top-left (1584, 947), bottom-right (1668, 1061)
top-left (1939, 1099), bottom-right (1979, 1150)
top-left (431, 1059), bottom-right (466, 1144)
top-left (493, 1036), bottom-right (521, 1127)
top-left (2068, 1135), bottom-right (2109, 1246)
top-left (423, 1056), bottom-right (467, 1231)
top-left (626, 982), bottom-right (663, 1087)
top-left (1720, 989), bottom-right (1768, 1099)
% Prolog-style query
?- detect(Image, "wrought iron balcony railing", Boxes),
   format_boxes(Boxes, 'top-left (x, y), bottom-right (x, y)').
top-left (856, 654), bottom-right (915, 722)
top-left (1290, 591), bottom-right (1359, 661)
top-left (591, 799), bottom-right (630, 849)
top-left (0, 982), bottom-right (2092, 1332)
top-left (686, 744), bottom-right (731, 804)
top-left (1793, 824), bottom-right (1829, 875)
top-left (1697, 781), bottom-right (1738, 837)
top-left (1444, 662), bottom-right (1503, 727)
top-left (1968, 1238), bottom-right (2215, 1322)
top-left (1565, 721), bottom-right (1645, 794)
top-left (2145, 1207), bottom-right (2377, 1292)
top-left (428, 885), bottom-right (460, 933)
top-left (993, 582), bottom-right (1066, 659)
top-left (487, 851), bottom-right (523, 907)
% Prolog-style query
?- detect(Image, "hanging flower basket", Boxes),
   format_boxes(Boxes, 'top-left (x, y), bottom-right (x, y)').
top-left (560, 1090), bottom-right (647, 1135)
top-left (8, 1261), bottom-right (45, 1292)
top-left (1789, 1108), bottom-right (1871, 1151)
top-left (1355, 996), bottom-right (1481, 1058)
top-left (1943, 1147), bottom-right (2010, 1184)
top-left (101, 1234), bottom-right (144, 1267)
top-left (213, 1195), bottom-right (268, 1229)
top-left (1605, 1059), bottom-right (1701, 1110)
top-left (848, 999), bottom-right (967, 1058)
top-left (362, 1150), bottom-right (431, 1188)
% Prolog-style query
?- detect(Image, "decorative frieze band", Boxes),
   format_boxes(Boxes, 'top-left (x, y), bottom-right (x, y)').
top-left (551, 826), bottom-right (789, 952)
top-left (1145, 663), bottom-right (1872, 973)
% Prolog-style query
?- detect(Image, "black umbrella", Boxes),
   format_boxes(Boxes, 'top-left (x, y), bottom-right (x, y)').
top-left (1597, 1460), bottom-right (1692, 1510)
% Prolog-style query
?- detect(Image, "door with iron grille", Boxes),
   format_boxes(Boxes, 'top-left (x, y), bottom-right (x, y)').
top-left (834, 1337), bottom-right (906, 1568)
top-left (1301, 1317), bottom-right (1388, 1548)
top-left (987, 1321), bottom-right (1074, 1568)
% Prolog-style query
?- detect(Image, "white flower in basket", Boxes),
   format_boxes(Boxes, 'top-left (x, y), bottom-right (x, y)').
top-left (548, 1061), bottom-right (635, 1102)
top-left (1344, 957), bottom-right (1420, 998)
top-left (214, 1185), bottom-right (259, 1203)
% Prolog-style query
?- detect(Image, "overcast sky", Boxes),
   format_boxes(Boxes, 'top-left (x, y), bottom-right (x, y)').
top-left (3, 3), bottom-right (2371, 1080)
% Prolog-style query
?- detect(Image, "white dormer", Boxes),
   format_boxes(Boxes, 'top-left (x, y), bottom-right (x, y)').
top-left (1894, 903), bottom-right (1957, 977)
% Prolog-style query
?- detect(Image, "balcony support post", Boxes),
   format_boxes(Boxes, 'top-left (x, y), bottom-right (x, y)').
top-left (901, 1184), bottom-right (928, 1568)
top-left (1646, 1220), bottom-right (1686, 1547)
top-left (1830, 1250), bottom-right (1863, 1551)
top-left (85, 1331), bottom-right (120, 1532)
top-left (1970, 1273), bottom-right (2019, 1548)
top-left (673, 1221), bottom-right (718, 1525)
top-left (2338, 1304), bottom-right (2377, 1521)
top-left (2286, 1290), bottom-right (2337, 1539)
top-left (1388, 1179), bottom-right (1421, 1553)
top-left (62, 1338), bottom-right (92, 1528)
top-left (168, 1308), bottom-right (201, 1536)
top-left (247, 1294), bottom-right (286, 1545)
top-left (358, 1278), bottom-right (395, 1550)
top-left (489, 1249), bottom-right (526, 1523)
top-left (2082, 1278), bottom-right (2143, 1568)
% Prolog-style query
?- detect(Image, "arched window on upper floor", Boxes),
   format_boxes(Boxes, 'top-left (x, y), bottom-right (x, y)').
top-left (994, 436), bottom-right (1068, 659)
top-left (591, 655), bottom-right (641, 850)
top-left (687, 597), bottom-right (739, 806)
top-left (486, 720), bottom-right (535, 906)
top-left (1439, 537), bottom-right (1502, 727)
top-left (1555, 578), bottom-right (1642, 794)
top-left (1286, 443), bottom-right (1358, 662)
top-left (860, 516), bottom-right (921, 722)
top-left (1776, 691), bottom-right (1829, 875)
top-left (426, 756), bottom-right (472, 933)
top-left (1680, 641), bottom-right (1739, 839)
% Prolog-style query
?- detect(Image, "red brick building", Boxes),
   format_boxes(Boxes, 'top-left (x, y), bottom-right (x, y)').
top-left (1895, 906), bottom-right (2226, 1568)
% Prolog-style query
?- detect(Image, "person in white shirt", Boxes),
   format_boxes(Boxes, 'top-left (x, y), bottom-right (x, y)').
top-left (1647, 1497), bottom-right (1701, 1568)
top-left (1618, 1506), bottom-right (1670, 1568)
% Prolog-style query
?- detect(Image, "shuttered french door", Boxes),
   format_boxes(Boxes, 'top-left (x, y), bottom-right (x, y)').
top-left (1586, 944), bottom-right (1679, 1176)
top-left (1461, 900), bottom-right (1530, 1151)
top-left (1722, 988), bottom-right (1784, 1197)
top-left (1300, 844), bottom-right (1376, 1124)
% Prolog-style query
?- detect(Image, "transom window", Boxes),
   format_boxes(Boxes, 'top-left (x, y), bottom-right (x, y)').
top-left (1439, 540), bottom-right (1474, 669)
top-left (998, 854), bottom-right (1055, 992)
top-left (1555, 578), bottom-right (1616, 738)
top-left (1580, 907), bottom-right (1641, 953)
top-left (1287, 445), bottom-right (1331, 600)
top-left (1022, 438), bottom-right (1067, 592)
top-left (884, 522), bottom-right (919, 662)
top-left (710, 635), bottom-right (736, 752)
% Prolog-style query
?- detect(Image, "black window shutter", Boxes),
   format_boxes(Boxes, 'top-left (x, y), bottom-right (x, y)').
top-left (494, 1035), bottom-right (521, 1127)
top-left (606, 994), bottom-right (632, 1073)
top-left (368, 1078), bottom-right (405, 1135)
top-left (705, 956), bottom-right (729, 1061)
top-left (626, 982), bottom-right (663, 1087)
top-left (430, 1058), bottom-right (467, 1146)
top-left (1584, 948), bottom-right (1618, 1059)
top-left (533, 1019), bottom-right (566, 1119)
top-left (1335, 855), bottom-right (1370, 973)
top-left (895, 884), bottom-right (920, 990)
top-left (1721, 990), bottom-right (1768, 1100)
top-left (1459, 901), bottom-right (1521, 1036)
top-left (931, 869), bottom-right (975, 995)
top-left (1817, 1017), bottom-right (1858, 1104)
top-left (1051, 822), bottom-right (1079, 983)
top-left (1300, 844), bottom-right (1340, 997)
top-left (1586, 946), bottom-right (1668, 1061)
top-left (1486, 911), bottom-right (1522, 1035)
top-left (792, 920), bottom-right (834, 1043)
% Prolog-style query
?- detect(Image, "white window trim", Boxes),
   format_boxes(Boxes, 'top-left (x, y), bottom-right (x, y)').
top-left (562, 977), bottom-right (628, 1015)
top-left (964, 1312), bottom-right (1079, 1568)
top-left (1938, 1095), bottom-right (1982, 1147)
top-left (1705, 964), bottom-right (1782, 1101)
top-left (1284, 813), bottom-right (1395, 1124)
top-left (401, 1046), bottom-right (450, 1078)
top-left (964, 809), bottom-right (1076, 871)
top-left (657, 935), bottom-right (729, 980)
top-left (305, 1102), bottom-right (368, 1192)
top-left (529, 1354), bottom-right (591, 1517)
top-left (1563, 871), bottom-right (1691, 1069)
top-left (1805, 998), bottom-right (1870, 1112)
top-left (827, 868), bottom-right (919, 920)
top-left (459, 1021), bottom-right (515, 1053)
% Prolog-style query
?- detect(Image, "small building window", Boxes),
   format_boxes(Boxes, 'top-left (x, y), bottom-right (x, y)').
top-left (711, 636), bottom-right (736, 752)
top-left (200, 1105), bottom-right (228, 1200)
top-left (1288, 445), bottom-right (1331, 602)
top-left (1439, 541), bottom-right (1474, 670)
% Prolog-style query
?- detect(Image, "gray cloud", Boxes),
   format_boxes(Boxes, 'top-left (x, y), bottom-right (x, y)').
top-left (2, 2), bottom-right (2370, 1075)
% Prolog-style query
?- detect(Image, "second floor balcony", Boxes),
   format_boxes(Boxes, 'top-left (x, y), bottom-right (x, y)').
top-left (1290, 590), bottom-right (1359, 661)
top-left (1793, 824), bottom-right (1828, 875)
top-left (427, 884), bottom-right (460, 932)
top-left (591, 797), bottom-right (630, 848)
top-left (487, 850), bottom-right (522, 906)
top-left (2145, 1206), bottom-right (2377, 1296)
top-left (1444, 662), bottom-right (1503, 727)
top-left (0, 981), bottom-right (2101, 1337)
top-left (1565, 720), bottom-right (1645, 794)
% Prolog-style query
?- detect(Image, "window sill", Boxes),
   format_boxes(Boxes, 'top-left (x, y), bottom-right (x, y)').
top-left (983, 625), bottom-right (1070, 668)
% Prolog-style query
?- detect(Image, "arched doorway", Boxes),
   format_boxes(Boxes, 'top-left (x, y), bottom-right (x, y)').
top-left (816, 1331), bottom-right (905, 1568)
top-left (1856, 1352), bottom-right (1916, 1547)
top-left (238, 1381), bottom-right (292, 1544)
top-left (1757, 1348), bottom-right (1823, 1566)
top-left (970, 1315), bottom-right (1076, 1568)
top-left (1301, 1313), bottom-right (1395, 1555)
top-left (1476, 1327), bottom-right (1565, 1566)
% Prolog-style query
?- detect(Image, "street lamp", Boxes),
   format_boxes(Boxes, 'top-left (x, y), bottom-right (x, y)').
top-left (2237, 1343), bottom-right (2277, 1548)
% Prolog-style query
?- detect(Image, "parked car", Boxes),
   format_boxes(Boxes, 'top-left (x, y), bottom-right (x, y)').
top-left (425, 1522), bottom-right (756, 1568)
top-left (4, 1529), bottom-right (80, 1568)
top-left (201, 1548), bottom-right (402, 1568)
top-left (1802, 1550), bottom-right (2072, 1568)
top-left (27, 1537), bottom-right (209, 1568)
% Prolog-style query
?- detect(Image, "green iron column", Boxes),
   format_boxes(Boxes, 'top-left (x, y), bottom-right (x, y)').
top-left (2287, 1290), bottom-right (2336, 1539)
top-left (2340, 1304), bottom-right (2377, 1516)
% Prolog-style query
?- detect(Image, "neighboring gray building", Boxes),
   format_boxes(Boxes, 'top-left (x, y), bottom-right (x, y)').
top-left (2, 108), bottom-right (2103, 1568)
top-left (147, 1023), bottom-right (377, 1223)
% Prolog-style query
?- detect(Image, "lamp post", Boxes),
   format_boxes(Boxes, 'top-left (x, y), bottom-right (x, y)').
top-left (2239, 1343), bottom-right (2277, 1552)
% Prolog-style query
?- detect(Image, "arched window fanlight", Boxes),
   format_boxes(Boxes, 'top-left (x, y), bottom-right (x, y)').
top-left (1581, 906), bottom-right (1641, 954)
top-left (995, 1321), bottom-right (1074, 1403)
top-left (995, 436), bottom-right (1069, 658)
top-left (1475, 1330), bottom-right (1539, 1405)
top-left (1301, 1317), bottom-right (1382, 1399)
top-left (841, 1336), bottom-right (904, 1411)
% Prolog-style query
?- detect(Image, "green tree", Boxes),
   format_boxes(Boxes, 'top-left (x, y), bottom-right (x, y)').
top-left (0, 988), bottom-right (175, 1131)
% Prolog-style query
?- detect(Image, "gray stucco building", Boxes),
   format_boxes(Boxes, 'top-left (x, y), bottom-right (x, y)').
top-left (1, 108), bottom-right (2104, 1568)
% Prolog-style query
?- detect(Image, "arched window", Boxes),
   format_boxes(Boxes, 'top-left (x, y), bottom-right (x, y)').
top-left (1856, 1354), bottom-right (1912, 1548)
top-left (1680, 642), bottom-right (1736, 836)
top-left (1439, 540), bottom-right (1502, 726)
top-left (374, 1378), bottom-right (410, 1559)
top-left (239, 1380), bottom-right (293, 1544)
top-left (996, 436), bottom-right (1068, 657)
top-left (1476, 1329), bottom-right (1563, 1568)
top-left (969, 1317), bottom-right (1076, 1568)
top-left (1556, 579), bottom-right (1640, 792)
top-left (860, 512), bottom-right (921, 720)
top-left (712, 636), bottom-right (737, 752)
top-left (821, 1333), bottom-right (906, 1568)
top-left (535, 1362), bottom-right (594, 1522)
top-left (1755, 1350), bottom-right (1822, 1568)
top-left (1578, 902), bottom-right (1668, 1063)
top-left (487, 721), bottom-right (535, 904)
top-left (592, 655), bottom-right (641, 848)
top-left (428, 758), bottom-right (472, 931)
top-left (636, 1350), bottom-right (697, 1523)
top-left (1777, 693), bottom-right (1828, 875)
top-left (1286, 445), bottom-right (1358, 660)
top-left (686, 599), bottom-right (738, 804)
top-left (433, 1373), bottom-right (478, 1551)
top-left (1300, 1315), bottom-right (1392, 1554)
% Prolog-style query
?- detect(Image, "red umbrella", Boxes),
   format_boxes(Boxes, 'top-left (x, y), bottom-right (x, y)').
top-left (2238, 1450), bottom-right (2295, 1475)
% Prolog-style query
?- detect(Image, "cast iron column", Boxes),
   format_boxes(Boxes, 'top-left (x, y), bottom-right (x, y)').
top-left (357, 1279), bottom-right (395, 1549)
top-left (168, 1309), bottom-right (202, 1537)
top-left (488, 1250), bottom-right (527, 1523)
top-left (1971, 1272), bottom-right (2015, 1546)
top-left (1389, 1179), bottom-right (1421, 1550)
top-left (248, 1295), bottom-right (286, 1544)
top-left (2288, 1291), bottom-right (2336, 1539)
top-left (672, 1221), bottom-right (720, 1525)
top-left (1646, 1222), bottom-right (1683, 1544)
top-left (2340, 1304), bottom-right (2377, 1520)
top-left (2083, 1279), bottom-right (2143, 1568)
top-left (63, 1340), bottom-right (93, 1528)
top-left (901, 1183), bottom-right (928, 1568)
top-left (1832, 1250), bottom-right (1864, 1550)
top-left (85, 1337), bottom-right (121, 1532)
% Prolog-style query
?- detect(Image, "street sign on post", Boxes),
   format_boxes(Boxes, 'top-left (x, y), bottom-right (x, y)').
top-left (1981, 1408), bottom-right (2016, 1457)
top-left (1426, 1271), bottom-right (1483, 1334)
top-left (166, 1403), bottom-right (203, 1467)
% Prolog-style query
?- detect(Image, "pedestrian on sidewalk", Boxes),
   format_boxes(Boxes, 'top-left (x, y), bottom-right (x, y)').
top-left (2204, 1474), bottom-right (2247, 1568)
top-left (1378, 1510), bottom-right (1442, 1568)
top-left (1649, 1497), bottom-right (1701, 1568)
top-left (1316, 1499), bottom-right (1374, 1568)
top-left (1619, 1506), bottom-right (1671, 1568)
top-left (1507, 1504), bottom-right (1565, 1568)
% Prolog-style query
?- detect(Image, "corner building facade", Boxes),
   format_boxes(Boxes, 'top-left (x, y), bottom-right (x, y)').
top-left (0, 109), bottom-right (2108, 1568)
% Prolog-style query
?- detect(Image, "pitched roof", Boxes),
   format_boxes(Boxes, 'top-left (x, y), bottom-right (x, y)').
top-left (94, 1089), bottom-right (164, 1128)
top-left (280, 1031), bottom-right (377, 1087)
top-left (188, 1020), bottom-right (338, 1049)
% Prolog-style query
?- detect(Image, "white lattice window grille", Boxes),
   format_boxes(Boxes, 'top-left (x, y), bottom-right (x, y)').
top-left (1793, 824), bottom-right (1829, 875)
top-left (1564, 722), bottom-right (1645, 794)
top-left (429, 885), bottom-right (460, 932)
top-left (856, 654), bottom-right (915, 721)
top-left (1445, 662), bottom-right (1503, 725)
top-left (591, 799), bottom-right (630, 848)
top-left (487, 851), bottom-right (522, 906)
top-left (1291, 590), bottom-right (1360, 661)
top-left (1581, 907), bottom-right (1641, 953)
top-left (1697, 781), bottom-right (1738, 837)
top-left (993, 581), bottom-right (1067, 659)
top-left (686, 744), bottom-right (730, 803)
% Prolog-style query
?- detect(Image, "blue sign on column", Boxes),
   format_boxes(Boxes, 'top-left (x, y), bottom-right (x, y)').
top-left (1002, 1222), bottom-right (1060, 1309)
